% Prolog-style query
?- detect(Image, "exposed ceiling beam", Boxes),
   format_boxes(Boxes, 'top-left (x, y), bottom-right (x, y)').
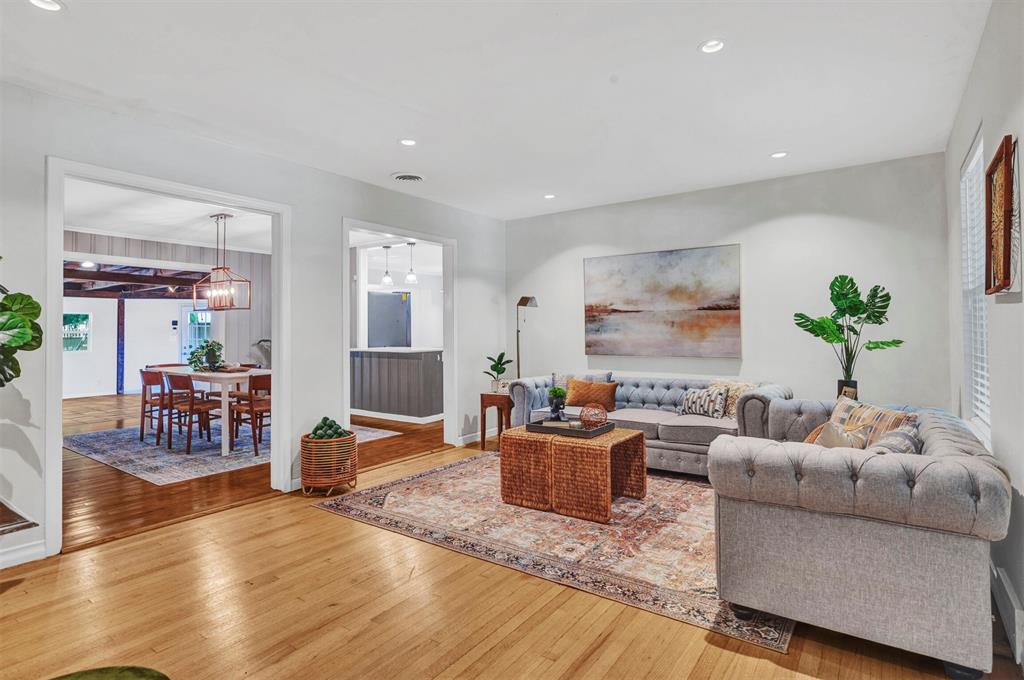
top-left (63, 288), bottom-right (195, 300)
top-left (63, 268), bottom-right (201, 287)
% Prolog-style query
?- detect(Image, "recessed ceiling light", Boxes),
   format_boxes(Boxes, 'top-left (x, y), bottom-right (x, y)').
top-left (699, 39), bottom-right (725, 54)
top-left (29, 0), bottom-right (64, 10)
top-left (544, 194), bottom-right (556, 199)
top-left (81, 260), bottom-right (96, 269)
top-left (399, 139), bottom-right (417, 146)
top-left (770, 151), bottom-right (788, 159)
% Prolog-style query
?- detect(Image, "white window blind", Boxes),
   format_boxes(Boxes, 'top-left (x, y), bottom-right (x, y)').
top-left (960, 140), bottom-right (990, 432)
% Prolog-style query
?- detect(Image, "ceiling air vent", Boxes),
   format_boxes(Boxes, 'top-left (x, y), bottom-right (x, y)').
top-left (391, 172), bottom-right (424, 182)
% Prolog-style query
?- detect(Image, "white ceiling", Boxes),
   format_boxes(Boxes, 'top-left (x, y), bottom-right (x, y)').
top-left (64, 178), bottom-right (273, 253)
top-left (3, 1), bottom-right (990, 220)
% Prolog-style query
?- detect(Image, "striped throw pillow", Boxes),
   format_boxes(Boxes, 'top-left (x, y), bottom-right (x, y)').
top-left (870, 424), bottom-right (922, 455)
top-left (681, 387), bottom-right (728, 419)
top-left (830, 397), bottom-right (917, 447)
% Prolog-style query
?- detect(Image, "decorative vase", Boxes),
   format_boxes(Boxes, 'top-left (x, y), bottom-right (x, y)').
top-left (549, 396), bottom-right (566, 419)
top-left (837, 379), bottom-right (858, 400)
top-left (580, 403), bottom-right (609, 429)
top-left (490, 379), bottom-right (500, 393)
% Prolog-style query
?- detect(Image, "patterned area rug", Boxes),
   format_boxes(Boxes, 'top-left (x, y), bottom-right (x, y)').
top-left (64, 423), bottom-right (397, 485)
top-left (317, 453), bottom-right (795, 652)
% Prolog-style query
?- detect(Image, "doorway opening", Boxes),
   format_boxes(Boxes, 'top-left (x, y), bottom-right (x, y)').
top-left (343, 221), bottom-right (457, 467)
top-left (44, 160), bottom-right (292, 557)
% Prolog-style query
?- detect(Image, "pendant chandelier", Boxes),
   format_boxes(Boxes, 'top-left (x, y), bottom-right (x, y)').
top-left (381, 245), bottom-right (395, 286)
top-left (193, 213), bottom-right (252, 311)
top-left (404, 241), bottom-right (418, 284)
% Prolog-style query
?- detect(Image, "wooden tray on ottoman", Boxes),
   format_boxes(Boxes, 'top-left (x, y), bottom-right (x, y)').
top-left (550, 428), bottom-right (646, 523)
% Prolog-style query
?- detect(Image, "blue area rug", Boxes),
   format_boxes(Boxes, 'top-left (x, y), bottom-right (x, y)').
top-left (64, 422), bottom-right (271, 485)
top-left (64, 423), bottom-right (399, 486)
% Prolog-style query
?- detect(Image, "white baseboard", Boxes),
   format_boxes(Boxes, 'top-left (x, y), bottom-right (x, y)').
top-left (458, 427), bottom-right (499, 447)
top-left (350, 409), bottom-right (444, 425)
top-left (992, 561), bottom-right (1024, 664)
top-left (0, 538), bottom-right (46, 570)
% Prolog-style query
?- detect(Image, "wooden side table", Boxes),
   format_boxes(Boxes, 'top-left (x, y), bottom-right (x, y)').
top-left (480, 392), bottom-right (514, 450)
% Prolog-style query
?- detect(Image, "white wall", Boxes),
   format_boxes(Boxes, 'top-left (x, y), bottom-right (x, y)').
top-left (0, 82), bottom-right (506, 562)
top-left (61, 297), bottom-right (117, 398)
top-left (944, 0), bottom-right (1024, 660)
top-left (506, 153), bottom-right (950, 408)
top-left (122, 299), bottom-right (182, 393)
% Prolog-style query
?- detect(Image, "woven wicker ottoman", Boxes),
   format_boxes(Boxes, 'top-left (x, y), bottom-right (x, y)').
top-left (550, 428), bottom-right (646, 523)
top-left (499, 426), bottom-right (646, 523)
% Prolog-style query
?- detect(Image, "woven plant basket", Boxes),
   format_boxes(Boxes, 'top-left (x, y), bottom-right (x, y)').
top-left (301, 431), bottom-right (358, 496)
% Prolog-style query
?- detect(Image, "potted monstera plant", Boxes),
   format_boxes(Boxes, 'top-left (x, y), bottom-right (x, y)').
top-left (0, 259), bottom-right (43, 387)
top-left (794, 275), bottom-right (903, 399)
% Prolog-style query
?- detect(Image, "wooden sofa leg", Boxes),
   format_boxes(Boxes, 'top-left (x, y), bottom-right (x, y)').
top-left (942, 662), bottom-right (982, 680)
top-left (729, 603), bottom-right (757, 621)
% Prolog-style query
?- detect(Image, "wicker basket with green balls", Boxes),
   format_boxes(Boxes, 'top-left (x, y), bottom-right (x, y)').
top-left (301, 416), bottom-right (358, 496)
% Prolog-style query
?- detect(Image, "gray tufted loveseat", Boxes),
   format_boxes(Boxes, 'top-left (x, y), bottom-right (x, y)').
top-left (508, 373), bottom-right (793, 475)
top-left (707, 398), bottom-right (1012, 678)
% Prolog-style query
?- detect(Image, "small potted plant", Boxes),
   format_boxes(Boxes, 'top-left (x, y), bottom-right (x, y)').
top-left (188, 339), bottom-right (224, 371)
top-left (548, 386), bottom-right (567, 420)
top-left (301, 416), bottom-right (357, 495)
top-left (483, 352), bottom-right (513, 392)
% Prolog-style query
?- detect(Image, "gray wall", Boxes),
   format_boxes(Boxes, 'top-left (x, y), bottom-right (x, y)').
top-left (505, 153), bottom-right (951, 409)
top-left (944, 0), bottom-right (1024, 659)
top-left (64, 230), bottom-right (272, 366)
top-left (0, 82), bottom-right (506, 560)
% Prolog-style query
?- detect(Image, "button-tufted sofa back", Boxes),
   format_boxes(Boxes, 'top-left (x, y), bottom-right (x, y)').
top-left (613, 376), bottom-right (711, 412)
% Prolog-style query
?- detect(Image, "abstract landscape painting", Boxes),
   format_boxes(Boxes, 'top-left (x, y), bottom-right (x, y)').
top-left (584, 244), bottom-right (741, 357)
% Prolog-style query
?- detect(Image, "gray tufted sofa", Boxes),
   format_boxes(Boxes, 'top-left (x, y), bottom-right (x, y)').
top-left (707, 398), bottom-right (1012, 678)
top-left (508, 373), bottom-right (793, 475)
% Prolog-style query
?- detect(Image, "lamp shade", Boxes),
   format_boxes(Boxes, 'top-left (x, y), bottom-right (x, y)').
top-left (517, 296), bottom-right (538, 308)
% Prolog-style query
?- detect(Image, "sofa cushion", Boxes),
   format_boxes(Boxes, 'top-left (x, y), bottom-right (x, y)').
top-left (605, 408), bottom-right (678, 439)
top-left (566, 379), bottom-right (617, 411)
top-left (658, 414), bottom-right (738, 445)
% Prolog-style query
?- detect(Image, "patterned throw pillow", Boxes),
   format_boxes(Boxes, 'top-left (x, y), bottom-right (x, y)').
top-left (869, 424), bottom-right (922, 455)
top-left (829, 396), bottom-right (917, 446)
top-left (680, 387), bottom-right (727, 419)
top-left (814, 421), bottom-right (869, 449)
top-left (565, 379), bottom-right (617, 411)
top-left (710, 379), bottom-right (758, 419)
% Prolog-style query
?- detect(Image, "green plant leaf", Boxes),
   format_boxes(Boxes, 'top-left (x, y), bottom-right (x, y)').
top-left (862, 285), bottom-right (891, 324)
top-left (793, 313), bottom-right (844, 343)
top-left (864, 339), bottom-right (904, 350)
top-left (0, 312), bottom-right (32, 347)
top-left (495, 352), bottom-right (505, 363)
top-left (19, 321), bottom-right (43, 352)
top-left (829, 275), bottom-right (863, 317)
top-left (0, 348), bottom-right (21, 386)
top-left (1, 293), bottom-right (41, 321)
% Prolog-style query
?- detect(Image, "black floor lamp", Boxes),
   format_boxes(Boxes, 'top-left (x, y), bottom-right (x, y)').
top-left (515, 296), bottom-right (537, 378)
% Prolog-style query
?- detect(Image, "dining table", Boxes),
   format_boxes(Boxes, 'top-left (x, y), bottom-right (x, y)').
top-left (158, 365), bottom-right (272, 457)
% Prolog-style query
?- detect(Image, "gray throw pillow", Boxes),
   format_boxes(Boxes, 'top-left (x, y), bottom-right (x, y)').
top-left (869, 423), bottom-right (922, 455)
top-left (680, 387), bottom-right (727, 419)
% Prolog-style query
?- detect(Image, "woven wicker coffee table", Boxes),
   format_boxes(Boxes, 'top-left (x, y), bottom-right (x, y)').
top-left (499, 426), bottom-right (646, 523)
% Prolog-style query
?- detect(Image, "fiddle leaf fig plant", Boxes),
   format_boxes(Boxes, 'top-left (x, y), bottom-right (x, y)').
top-left (0, 258), bottom-right (44, 387)
top-left (794, 275), bottom-right (903, 381)
top-left (483, 351), bottom-right (513, 380)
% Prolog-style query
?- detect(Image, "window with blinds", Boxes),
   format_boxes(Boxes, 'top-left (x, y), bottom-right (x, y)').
top-left (960, 140), bottom-right (990, 433)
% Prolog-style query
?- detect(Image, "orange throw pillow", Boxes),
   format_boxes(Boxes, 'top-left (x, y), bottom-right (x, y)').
top-left (804, 423), bottom-right (826, 443)
top-left (566, 379), bottom-right (617, 411)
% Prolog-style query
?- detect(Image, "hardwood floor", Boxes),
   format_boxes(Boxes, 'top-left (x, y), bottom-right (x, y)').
top-left (6, 443), bottom-right (1021, 680)
top-left (0, 501), bottom-right (36, 537)
top-left (61, 396), bottom-right (448, 552)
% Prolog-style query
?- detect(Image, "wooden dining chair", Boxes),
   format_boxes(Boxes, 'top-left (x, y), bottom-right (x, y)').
top-left (229, 373), bottom-right (271, 456)
top-left (138, 369), bottom-right (168, 445)
top-left (146, 363), bottom-right (209, 399)
top-left (164, 373), bottom-right (220, 454)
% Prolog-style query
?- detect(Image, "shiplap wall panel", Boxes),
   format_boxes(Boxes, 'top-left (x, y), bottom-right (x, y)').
top-left (64, 230), bottom-right (272, 365)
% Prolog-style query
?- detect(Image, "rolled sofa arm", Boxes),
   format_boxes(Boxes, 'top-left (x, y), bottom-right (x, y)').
top-left (735, 384), bottom-right (793, 438)
top-left (707, 436), bottom-right (1012, 541)
top-left (508, 375), bottom-right (552, 426)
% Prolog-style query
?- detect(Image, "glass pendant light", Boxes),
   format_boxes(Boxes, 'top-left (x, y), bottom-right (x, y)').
top-left (404, 241), bottom-right (418, 284)
top-left (381, 245), bottom-right (395, 286)
top-left (193, 213), bottom-right (252, 311)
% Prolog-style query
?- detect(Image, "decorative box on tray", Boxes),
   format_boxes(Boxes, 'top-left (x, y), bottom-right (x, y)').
top-left (525, 420), bottom-right (615, 438)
